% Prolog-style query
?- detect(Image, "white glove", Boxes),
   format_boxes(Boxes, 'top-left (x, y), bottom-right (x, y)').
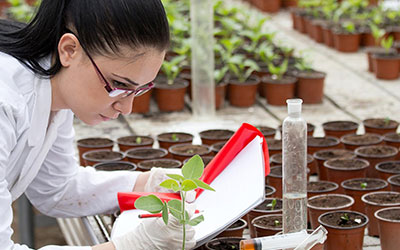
top-left (112, 211), bottom-right (196, 250)
top-left (144, 167), bottom-right (182, 193)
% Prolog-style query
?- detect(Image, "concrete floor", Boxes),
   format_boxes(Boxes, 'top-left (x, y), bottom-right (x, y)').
top-left (12, 4), bottom-right (400, 250)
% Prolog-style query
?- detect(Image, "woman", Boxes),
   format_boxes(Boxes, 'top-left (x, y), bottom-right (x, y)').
top-left (0, 0), bottom-right (195, 249)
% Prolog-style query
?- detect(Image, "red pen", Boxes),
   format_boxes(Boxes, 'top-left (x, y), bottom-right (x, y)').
top-left (138, 210), bottom-right (201, 219)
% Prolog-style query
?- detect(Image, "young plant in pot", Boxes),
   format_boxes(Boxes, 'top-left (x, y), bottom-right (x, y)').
top-left (332, 21), bottom-right (361, 53)
top-left (363, 117), bottom-right (399, 135)
top-left (117, 135), bottom-right (154, 152)
top-left (372, 36), bottom-right (400, 80)
top-left (294, 57), bottom-right (326, 104)
top-left (156, 132), bottom-right (194, 151)
top-left (154, 55), bottom-right (189, 112)
top-left (226, 54), bottom-right (260, 107)
top-left (213, 65), bottom-right (229, 110)
top-left (135, 155), bottom-right (215, 250)
top-left (263, 58), bottom-right (296, 106)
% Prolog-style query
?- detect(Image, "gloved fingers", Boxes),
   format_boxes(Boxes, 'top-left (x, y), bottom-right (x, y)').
top-left (185, 190), bottom-right (197, 203)
top-left (185, 202), bottom-right (197, 218)
top-left (144, 167), bottom-right (182, 193)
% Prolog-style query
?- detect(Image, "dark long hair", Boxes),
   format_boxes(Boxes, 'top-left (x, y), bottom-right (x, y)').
top-left (0, 0), bottom-right (170, 76)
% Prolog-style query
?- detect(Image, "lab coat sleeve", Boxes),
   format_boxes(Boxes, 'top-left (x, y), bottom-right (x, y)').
top-left (0, 106), bottom-right (93, 250)
top-left (25, 111), bottom-right (141, 217)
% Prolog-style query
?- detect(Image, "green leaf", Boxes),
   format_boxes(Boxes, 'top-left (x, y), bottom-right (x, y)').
top-left (182, 155), bottom-right (204, 179)
top-left (193, 179), bottom-right (215, 191)
top-left (182, 179), bottom-right (198, 191)
top-left (162, 202), bottom-right (169, 225)
top-left (134, 195), bottom-right (163, 213)
top-left (188, 215), bottom-right (204, 226)
top-left (166, 174), bottom-right (185, 183)
top-left (168, 199), bottom-right (183, 220)
top-left (160, 179), bottom-right (180, 191)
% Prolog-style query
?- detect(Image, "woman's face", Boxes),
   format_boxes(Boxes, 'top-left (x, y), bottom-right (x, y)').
top-left (53, 43), bottom-right (165, 125)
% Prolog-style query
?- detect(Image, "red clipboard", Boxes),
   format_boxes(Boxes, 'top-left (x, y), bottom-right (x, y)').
top-left (117, 123), bottom-right (270, 212)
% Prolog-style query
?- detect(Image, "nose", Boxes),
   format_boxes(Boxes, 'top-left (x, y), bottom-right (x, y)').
top-left (112, 95), bottom-right (134, 115)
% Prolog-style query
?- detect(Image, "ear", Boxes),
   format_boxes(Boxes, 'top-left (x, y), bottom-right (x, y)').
top-left (58, 33), bottom-right (81, 67)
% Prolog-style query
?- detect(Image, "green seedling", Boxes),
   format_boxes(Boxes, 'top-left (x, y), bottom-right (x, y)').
top-left (226, 54), bottom-right (260, 83)
top-left (214, 66), bottom-right (229, 85)
top-left (7, 0), bottom-right (39, 23)
top-left (187, 149), bottom-right (194, 154)
top-left (135, 137), bottom-right (142, 144)
top-left (381, 36), bottom-right (394, 53)
top-left (135, 155), bottom-right (215, 250)
top-left (340, 213), bottom-right (350, 222)
top-left (295, 57), bottom-right (313, 72)
top-left (274, 220), bottom-right (280, 227)
top-left (266, 199), bottom-right (277, 210)
top-left (256, 42), bottom-right (279, 64)
top-left (369, 23), bottom-right (386, 45)
top-left (360, 182), bottom-right (367, 189)
top-left (161, 55), bottom-right (187, 85)
top-left (384, 117), bottom-right (391, 126)
top-left (342, 21), bottom-right (356, 34)
top-left (171, 133), bottom-right (179, 142)
top-left (267, 59), bottom-right (289, 81)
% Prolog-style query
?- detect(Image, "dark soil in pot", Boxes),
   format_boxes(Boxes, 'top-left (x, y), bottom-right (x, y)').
top-left (216, 219), bottom-right (247, 238)
top-left (266, 139), bottom-right (282, 156)
top-left (388, 174), bottom-right (400, 192)
top-left (211, 141), bottom-right (227, 155)
top-left (355, 145), bottom-right (398, 178)
top-left (341, 133), bottom-right (383, 150)
top-left (363, 192), bottom-right (400, 204)
top-left (169, 144), bottom-right (211, 162)
top-left (307, 181), bottom-right (339, 198)
top-left (125, 147), bottom-right (168, 165)
top-left (199, 129), bottom-right (234, 145)
top-left (137, 159), bottom-right (182, 171)
top-left (363, 118), bottom-right (399, 135)
top-left (256, 125), bottom-right (276, 139)
top-left (307, 136), bottom-right (342, 156)
top-left (77, 137), bottom-right (114, 165)
top-left (383, 132), bottom-right (400, 148)
top-left (94, 161), bottom-right (136, 171)
top-left (322, 120), bottom-right (359, 138)
top-left (313, 149), bottom-right (355, 180)
top-left (319, 210), bottom-right (368, 228)
top-left (205, 237), bottom-right (244, 250)
top-left (265, 185), bottom-right (276, 197)
top-left (252, 214), bottom-right (283, 237)
top-left (82, 150), bottom-right (124, 166)
top-left (376, 161), bottom-right (400, 180)
top-left (117, 135), bottom-right (154, 152)
top-left (156, 132), bottom-right (194, 150)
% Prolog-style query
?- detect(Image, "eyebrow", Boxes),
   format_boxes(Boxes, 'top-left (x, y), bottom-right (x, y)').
top-left (112, 73), bottom-right (140, 86)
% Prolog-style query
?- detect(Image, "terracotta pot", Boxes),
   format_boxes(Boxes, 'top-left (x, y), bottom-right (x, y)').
top-left (322, 120), bottom-right (359, 138)
top-left (117, 135), bottom-right (154, 152)
top-left (254, 0), bottom-right (281, 13)
top-left (355, 145), bottom-right (398, 178)
top-left (307, 136), bottom-right (342, 157)
top-left (313, 149), bottom-right (355, 181)
top-left (294, 12), bottom-right (306, 33)
top-left (228, 76), bottom-right (260, 107)
top-left (311, 19), bottom-right (324, 43)
top-left (131, 89), bottom-right (152, 114)
top-left (365, 47), bottom-right (396, 73)
top-left (263, 75), bottom-right (296, 106)
top-left (308, 194), bottom-right (354, 229)
top-left (247, 198), bottom-right (283, 238)
top-left (125, 147), bottom-right (168, 166)
top-left (318, 210), bottom-right (368, 250)
top-left (154, 80), bottom-right (188, 112)
top-left (282, 0), bottom-right (298, 7)
top-left (361, 191), bottom-right (400, 237)
top-left (77, 138), bottom-right (114, 166)
top-left (82, 150), bottom-right (125, 167)
top-left (216, 219), bottom-right (247, 238)
top-left (199, 129), bottom-right (234, 146)
top-left (383, 133), bottom-right (400, 156)
top-left (307, 181), bottom-right (339, 199)
top-left (265, 185), bottom-right (277, 197)
top-left (215, 82), bottom-right (227, 109)
top-left (168, 143), bottom-right (212, 162)
top-left (156, 132), bottom-right (194, 153)
top-left (340, 133), bottom-right (383, 151)
top-left (210, 141), bottom-right (227, 155)
top-left (376, 161), bottom-right (400, 181)
top-left (267, 165), bottom-right (282, 198)
top-left (295, 70), bottom-right (326, 104)
top-left (266, 138), bottom-right (282, 156)
top-left (341, 177), bottom-right (389, 213)
top-left (137, 158), bottom-right (182, 172)
top-left (256, 125), bottom-right (276, 139)
top-left (372, 53), bottom-right (400, 80)
top-left (324, 158), bottom-right (369, 193)
top-left (304, 17), bottom-right (313, 38)
top-left (363, 118), bottom-right (399, 135)
top-left (333, 32), bottom-right (361, 53)
top-left (252, 214), bottom-right (283, 237)
top-left (388, 174), bottom-right (400, 192)
top-left (375, 207), bottom-right (400, 250)
top-left (93, 161), bottom-right (137, 171)
top-left (322, 25), bottom-right (334, 47)
top-left (205, 237), bottom-right (245, 250)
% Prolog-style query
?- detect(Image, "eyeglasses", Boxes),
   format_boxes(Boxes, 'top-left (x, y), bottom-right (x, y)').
top-left (85, 53), bottom-right (154, 98)
top-left (66, 29), bottom-right (154, 98)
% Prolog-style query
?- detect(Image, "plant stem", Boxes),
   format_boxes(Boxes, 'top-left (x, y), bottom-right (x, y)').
top-left (181, 191), bottom-right (186, 250)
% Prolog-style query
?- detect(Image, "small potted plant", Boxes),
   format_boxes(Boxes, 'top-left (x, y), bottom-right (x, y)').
top-left (246, 198), bottom-right (283, 237)
top-left (199, 129), bottom-right (234, 146)
top-left (93, 161), bottom-right (137, 171)
top-left (252, 214), bottom-right (283, 237)
top-left (263, 59), bottom-right (297, 106)
top-left (361, 191), bottom-right (400, 236)
top-left (363, 118), bottom-right (399, 135)
top-left (372, 36), bottom-right (400, 80)
top-left (156, 132), bottom-right (194, 151)
top-left (307, 181), bottom-right (339, 199)
top-left (340, 133), bottom-right (383, 151)
top-left (125, 147), bottom-right (168, 165)
top-left (82, 149), bottom-right (125, 167)
top-left (116, 135), bottom-right (154, 152)
top-left (76, 137), bottom-right (114, 166)
top-left (154, 55), bottom-right (189, 112)
top-left (332, 21), bottom-right (361, 53)
top-left (168, 143), bottom-right (212, 162)
top-left (322, 120), bottom-right (359, 138)
top-left (318, 210), bottom-right (368, 250)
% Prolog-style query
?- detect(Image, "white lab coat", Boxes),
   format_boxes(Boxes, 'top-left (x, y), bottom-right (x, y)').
top-left (0, 52), bottom-right (140, 250)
